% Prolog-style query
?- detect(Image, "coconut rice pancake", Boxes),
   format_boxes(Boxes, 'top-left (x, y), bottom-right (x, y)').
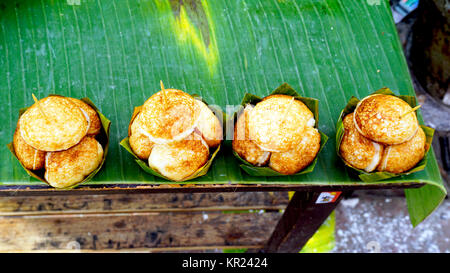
top-left (377, 127), bottom-right (426, 173)
top-left (232, 105), bottom-right (271, 166)
top-left (44, 136), bottom-right (103, 188)
top-left (19, 95), bottom-right (88, 151)
top-left (148, 132), bottom-right (209, 181)
top-left (194, 99), bottom-right (223, 148)
top-left (269, 126), bottom-right (321, 175)
top-left (68, 98), bottom-right (101, 136)
top-left (248, 95), bottom-right (315, 152)
top-left (13, 125), bottom-right (45, 170)
top-left (139, 89), bottom-right (200, 144)
top-left (354, 94), bottom-right (419, 145)
top-left (339, 113), bottom-right (384, 172)
top-left (129, 112), bottom-right (154, 160)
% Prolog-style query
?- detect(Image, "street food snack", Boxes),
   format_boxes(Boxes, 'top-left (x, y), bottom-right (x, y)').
top-left (337, 89), bottom-right (431, 180)
top-left (377, 127), bottom-right (426, 173)
top-left (339, 113), bottom-right (383, 172)
top-left (18, 95), bottom-right (88, 151)
top-left (10, 95), bottom-right (108, 188)
top-left (248, 94), bottom-right (315, 152)
top-left (269, 126), bottom-right (321, 175)
top-left (232, 91), bottom-right (323, 175)
top-left (195, 99), bottom-right (223, 148)
top-left (354, 94), bottom-right (419, 145)
top-left (139, 89), bottom-right (200, 144)
top-left (13, 125), bottom-right (46, 171)
top-left (129, 113), bottom-right (154, 160)
top-left (45, 136), bottom-right (103, 188)
top-left (123, 83), bottom-right (222, 181)
top-left (68, 98), bottom-right (101, 136)
top-left (232, 105), bottom-right (270, 166)
top-left (148, 132), bottom-right (209, 181)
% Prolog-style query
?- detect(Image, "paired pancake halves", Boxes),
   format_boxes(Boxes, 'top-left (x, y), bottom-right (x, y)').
top-left (354, 94), bottom-right (418, 145)
top-left (232, 105), bottom-right (270, 166)
top-left (148, 132), bottom-right (209, 181)
top-left (248, 95), bottom-right (315, 152)
top-left (233, 94), bottom-right (320, 175)
top-left (45, 136), bottom-right (103, 188)
top-left (128, 88), bottom-right (222, 181)
top-left (19, 96), bottom-right (88, 151)
top-left (13, 95), bottom-right (105, 188)
top-left (340, 113), bottom-right (383, 172)
top-left (13, 125), bottom-right (46, 171)
top-left (340, 94), bottom-right (426, 174)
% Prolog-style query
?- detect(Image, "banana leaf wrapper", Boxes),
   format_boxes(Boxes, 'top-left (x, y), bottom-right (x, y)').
top-left (120, 96), bottom-right (222, 182)
top-left (230, 82), bottom-right (328, 177)
top-left (7, 96), bottom-right (111, 189)
top-left (335, 87), bottom-right (434, 182)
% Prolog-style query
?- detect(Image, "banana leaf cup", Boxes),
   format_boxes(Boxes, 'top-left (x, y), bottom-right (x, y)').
top-left (7, 96), bottom-right (111, 189)
top-left (336, 87), bottom-right (434, 182)
top-left (120, 95), bottom-right (222, 182)
top-left (231, 82), bottom-right (328, 176)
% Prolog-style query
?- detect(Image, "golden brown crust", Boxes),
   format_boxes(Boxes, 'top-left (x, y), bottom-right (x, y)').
top-left (13, 125), bottom-right (45, 170)
top-left (354, 94), bottom-right (419, 145)
top-left (19, 95), bottom-right (88, 151)
top-left (68, 98), bottom-right (101, 136)
top-left (269, 126), bottom-right (321, 175)
top-left (248, 95), bottom-right (314, 152)
top-left (194, 99), bottom-right (222, 148)
top-left (140, 89), bottom-right (199, 143)
top-left (129, 113), bottom-right (154, 160)
top-left (148, 133), bottom-right (209, 181)
top-left (339, 113), bottom-right (384, 172)
top-left (45, 136), bottom-right (103, 188)
top-left (377, 127), bottom-right (426, 173)
top-left (232, 105), bottom-right (270, 166)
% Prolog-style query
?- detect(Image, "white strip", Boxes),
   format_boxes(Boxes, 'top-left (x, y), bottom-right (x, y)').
top-left (256, 151), bottom-right (271, 166)
top-left (32, 150), bottom-right (38, 170)
top-left (140, 106), bottom-right (201, 145)
top-left (140, 126), bottom-right (196, 145)
top-left (44, 152), bottom-right (52, 181)
top-left (307, 117), bottom-right (316, 127)
top-left (364, 142), bottom-right (382, 172)
top-left (379, 145), bottom-right (391, 171)
top-left (403, 125), bottom-right (419, 143)
top-left (79, 108), bottom-right (91, 135)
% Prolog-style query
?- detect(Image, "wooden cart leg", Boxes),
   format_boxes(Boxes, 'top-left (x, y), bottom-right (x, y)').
top-left (262, 191), bottom-right (344, 253)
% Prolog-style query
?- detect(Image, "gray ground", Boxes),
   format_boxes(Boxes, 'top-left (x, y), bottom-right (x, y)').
top-left (331, 11), bottom-right (450, 253)
top-left (333, 192), bottom-right (449, 253)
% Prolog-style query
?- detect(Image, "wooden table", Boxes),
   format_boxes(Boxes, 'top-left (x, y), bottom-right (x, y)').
top-left (0, 0), bottom-right (444, 253)
top-left (0, 182), bottom-right (422, 252)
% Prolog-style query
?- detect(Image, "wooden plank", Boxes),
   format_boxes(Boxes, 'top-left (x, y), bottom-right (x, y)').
top-left (0, 182), bottom-right (423, 196)
top-left (263, 191), bottom-right (344, 253)
top-left (0, 211), bottom-right (281, 252)
top-left (0, 192), bottom-right (289, 216)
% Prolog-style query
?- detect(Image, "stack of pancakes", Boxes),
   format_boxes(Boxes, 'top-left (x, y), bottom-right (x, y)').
top-left (340, 94), bottom-right (426, 174)
top-left (128, 88), bottom-right (222, 181)
top-left (232, 94), bottom-right (321, 175)
top-left (13, 95), bottom-right (104, 188)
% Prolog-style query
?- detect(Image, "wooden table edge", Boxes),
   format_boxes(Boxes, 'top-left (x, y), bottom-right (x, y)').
top-left (0, 182), bottom-right (423, 196)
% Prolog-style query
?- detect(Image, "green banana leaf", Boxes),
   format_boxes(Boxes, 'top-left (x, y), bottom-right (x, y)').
top-left (335, 88), bottom-right (435, 182)
top-left (6, 97), bottom-right (110, 189)
top-left (0, 0), bottom-right (445, 226)
top-left (230, 82), bottom-right (328, 176)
